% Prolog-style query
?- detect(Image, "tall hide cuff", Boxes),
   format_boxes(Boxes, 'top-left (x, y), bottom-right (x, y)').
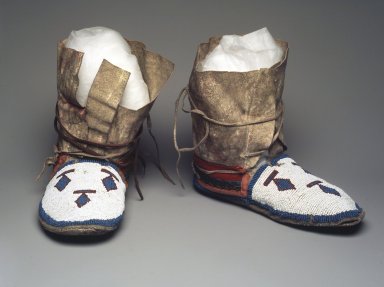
top-left (189, 37), bottom-right (288, 169)
top-left (56, 39), bottom-right (174, 168)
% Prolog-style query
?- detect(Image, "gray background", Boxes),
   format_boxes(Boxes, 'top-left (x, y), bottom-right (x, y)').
top-left (1, 1), bottom-right (383, 286)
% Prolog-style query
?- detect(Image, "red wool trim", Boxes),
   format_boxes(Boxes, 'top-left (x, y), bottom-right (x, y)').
top-left (193, 155), bottom-right (245, 181)
top-left (197, 179), bottom-right (247, 197)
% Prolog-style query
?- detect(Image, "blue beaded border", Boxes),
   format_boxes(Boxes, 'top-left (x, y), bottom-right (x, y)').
top-left (39, 202), bottom-right (123, 228)
top-left (247, 154), bottom-right (363, 224)
top-left (194, 153), bottom-right (364, 225)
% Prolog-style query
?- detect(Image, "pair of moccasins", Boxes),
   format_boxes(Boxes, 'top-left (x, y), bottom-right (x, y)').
top-left (40, 155), bottom-right (364, 235)
top-left (39, 33), bottom-right (365, 236)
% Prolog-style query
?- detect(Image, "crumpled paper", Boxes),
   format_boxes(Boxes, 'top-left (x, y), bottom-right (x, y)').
top-left (200, 27), bottom-right (283, 72)
top-left (65, 26), bottom-right (150, 110)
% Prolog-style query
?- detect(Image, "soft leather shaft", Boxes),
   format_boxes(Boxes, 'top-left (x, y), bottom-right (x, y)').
top-left (56, 39), bottom-right (174, 165)
top-left (189, 37), bottom-right (288, 169)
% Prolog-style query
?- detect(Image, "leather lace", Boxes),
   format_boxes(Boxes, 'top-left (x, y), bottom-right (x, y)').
top-left (173, 87), bottom-right (284, 187)
top-left (37, 102), bottom-right (175, 200)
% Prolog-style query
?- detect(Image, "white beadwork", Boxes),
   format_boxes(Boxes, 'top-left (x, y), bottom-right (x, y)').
top-left (251, 157), bottom-right (359, 216)
top-left (41, 161), bottom-right (126, 222)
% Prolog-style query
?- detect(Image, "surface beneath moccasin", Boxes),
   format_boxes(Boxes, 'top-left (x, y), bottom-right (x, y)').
top-left (39, 159), bottom-right (127, 235)
top-left (194, 154), bottom-right (364, 227)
